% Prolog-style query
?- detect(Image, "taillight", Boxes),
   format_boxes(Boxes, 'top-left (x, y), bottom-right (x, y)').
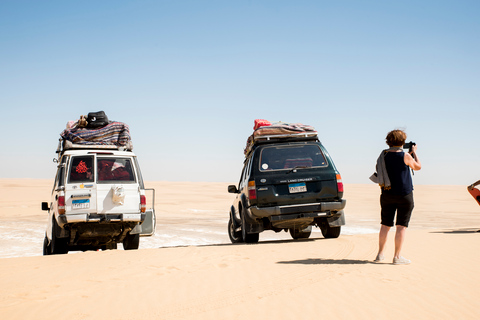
top-left (336, 174), bottom-right (344, 193)
top-left (58, 194), bottom-right (65, 215)
top-left (248, 181), bottom-right (256, 200)
top-left (140, 195), bottom-right (146, 213)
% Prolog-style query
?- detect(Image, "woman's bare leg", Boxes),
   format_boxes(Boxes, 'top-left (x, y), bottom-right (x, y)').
top-left (377, 224), bottom-right (391, 258)
top-left (394, 225), bottom-right (407, 259)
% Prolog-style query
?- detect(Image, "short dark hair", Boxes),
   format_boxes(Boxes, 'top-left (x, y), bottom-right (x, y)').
top-left (386, 129), bottom-right (407, 147)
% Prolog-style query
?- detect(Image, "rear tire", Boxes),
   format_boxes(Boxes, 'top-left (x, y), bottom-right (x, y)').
top-left (241, 209), bottom-right (259, 244)
top-left (228, 217), bottom-right (243, 243)
top-left (123, 233), bottom-right (140, 250)
top-left (51, 219), bottom-right (69, 254)
top-left (43, 235), bottom-right (51, 255)
top-left (289, 226), bottom-right (312, 239)
top-left (320, 223), bottom-right (341, 239)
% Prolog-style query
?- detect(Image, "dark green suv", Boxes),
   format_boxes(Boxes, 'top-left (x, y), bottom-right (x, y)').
top-left (228, 134), bottom-right (346, 243)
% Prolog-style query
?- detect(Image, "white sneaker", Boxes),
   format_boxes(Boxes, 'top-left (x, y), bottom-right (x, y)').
top-left (393, 256), bottom-right (411, 265)
top-left (374, 254), bottom-right (385, 263)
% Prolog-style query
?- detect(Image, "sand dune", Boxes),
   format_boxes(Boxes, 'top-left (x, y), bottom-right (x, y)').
top-left (1, 180), bottom-right (479, 319)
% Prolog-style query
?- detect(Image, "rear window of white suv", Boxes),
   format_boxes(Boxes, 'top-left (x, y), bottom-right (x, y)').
top-left (97, 157), bottom-right (135, 183)
top-left (69, 156), bottom-right (94, 183)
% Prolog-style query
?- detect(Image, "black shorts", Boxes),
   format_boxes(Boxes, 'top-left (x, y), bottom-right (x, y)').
top-left (380, 192), bottom-right (414, 227)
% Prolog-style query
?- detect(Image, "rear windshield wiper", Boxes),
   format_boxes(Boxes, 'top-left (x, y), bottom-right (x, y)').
top-left (287, 166), bottom-right (310, 173)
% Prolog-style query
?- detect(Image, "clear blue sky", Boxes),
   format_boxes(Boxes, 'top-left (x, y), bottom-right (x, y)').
top-left (1, 1), bottom-right (478, 185)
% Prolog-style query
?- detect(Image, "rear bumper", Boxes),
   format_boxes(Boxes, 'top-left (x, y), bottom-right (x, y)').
top-left (58, 212), bottom-right (145, 226)
top-left (250, 199), bottom-right (346, 219)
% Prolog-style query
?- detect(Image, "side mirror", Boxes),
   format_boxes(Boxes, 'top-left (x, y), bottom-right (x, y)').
top-left (228, 185), bottom-right (238, 194)
top-left (42, 202), bottom-right (49, 211)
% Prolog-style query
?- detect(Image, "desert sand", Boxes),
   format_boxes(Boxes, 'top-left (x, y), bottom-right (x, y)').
top-left (1, 179), bottom-right (480, 319)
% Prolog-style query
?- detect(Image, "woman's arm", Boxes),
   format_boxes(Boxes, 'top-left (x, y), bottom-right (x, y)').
top-left (404, 145), bottom-right (422, 171)
top-left (468, 180), bottom-right (480, 190)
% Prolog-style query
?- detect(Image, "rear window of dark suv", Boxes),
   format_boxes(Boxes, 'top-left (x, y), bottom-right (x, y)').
top-left (258, 144), bottom-right (328, 172)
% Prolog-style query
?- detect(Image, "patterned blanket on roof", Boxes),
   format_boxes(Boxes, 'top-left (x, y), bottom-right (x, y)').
top-left (252, 122), bottom-right (316, 137)
top-left (244, 122), bottom-right (317, 156)
top-left (61, 121), bottom-right (131, 146)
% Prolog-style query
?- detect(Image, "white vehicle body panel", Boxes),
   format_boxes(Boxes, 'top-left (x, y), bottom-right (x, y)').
top-left (43, 148), bottom-right (155, 253)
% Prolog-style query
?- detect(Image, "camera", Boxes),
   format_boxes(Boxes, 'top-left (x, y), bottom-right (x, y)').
top-left (403, 141), bottom-right (416, 153)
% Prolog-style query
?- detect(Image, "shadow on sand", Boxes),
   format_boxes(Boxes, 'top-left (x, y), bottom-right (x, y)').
top-left (277, 258), bottom-right (377, 265)
top-left (431, 228), bottom-right (480, 234)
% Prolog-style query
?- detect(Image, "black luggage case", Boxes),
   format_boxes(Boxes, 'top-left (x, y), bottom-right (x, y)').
top-left (87, 111), bottom-right (109, 128)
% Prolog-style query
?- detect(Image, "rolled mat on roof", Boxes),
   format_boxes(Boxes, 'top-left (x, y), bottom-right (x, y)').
top-left (60, 121), bottom-right (132, 149)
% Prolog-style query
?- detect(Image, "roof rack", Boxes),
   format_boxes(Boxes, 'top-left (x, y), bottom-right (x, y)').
top-left (252, 132), bottom-right (318, 143)
top-left (244, 131), bottom-right (319, 156)
top-left (57, 139), bottom-right (133, 154)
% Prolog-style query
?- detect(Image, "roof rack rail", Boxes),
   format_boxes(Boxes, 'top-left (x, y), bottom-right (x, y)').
top-left (252, 132), bottom-right (318, 143)
top-left (56, 139), bottom-right (133, 154)
top-left (244, 132), bottom-right (319, 156)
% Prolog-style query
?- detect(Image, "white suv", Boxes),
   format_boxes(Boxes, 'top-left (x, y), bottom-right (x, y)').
top-left (42, 148), bottom-right (155, 254)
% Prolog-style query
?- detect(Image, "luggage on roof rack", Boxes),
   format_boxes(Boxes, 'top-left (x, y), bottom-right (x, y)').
top-left (244, 120), bottom-right (318, 156)
top-left (58, 118), bottom-right (133, 154)
top-left (86, 111), bottom-right (109, 128)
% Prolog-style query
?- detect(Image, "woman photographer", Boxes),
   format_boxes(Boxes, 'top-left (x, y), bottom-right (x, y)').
top-left (374, 129), bottom-right (422, 265)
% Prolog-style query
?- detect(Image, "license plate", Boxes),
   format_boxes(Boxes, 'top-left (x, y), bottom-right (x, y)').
top-left (72, 199), bottom-right (90, 209)
top-left (289, 182), bottom-right (307, 193)
top-left (123, 214), bottom-right (142, 222)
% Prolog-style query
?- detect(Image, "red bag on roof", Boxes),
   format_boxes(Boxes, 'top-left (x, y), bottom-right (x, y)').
top-left (254, 119), bottom-right (272, 130)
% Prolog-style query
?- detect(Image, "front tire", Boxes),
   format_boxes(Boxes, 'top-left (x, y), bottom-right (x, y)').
top-left (123, 232), bottom-right (140, 250)
top-left (101, 242), bottom-right (118, 251)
